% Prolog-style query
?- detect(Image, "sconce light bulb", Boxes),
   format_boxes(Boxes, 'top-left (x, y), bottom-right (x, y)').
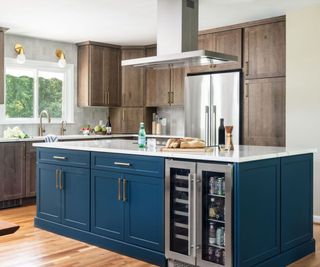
top-left (16, 53), bottom-right (26, 64)
top-left (58, 58), bottom-right (67, 68)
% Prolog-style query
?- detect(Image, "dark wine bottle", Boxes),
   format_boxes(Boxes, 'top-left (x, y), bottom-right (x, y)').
top-left (106, 116), bottom-right (112, 135)
top-left (218, 118), bottom-right (225, 145)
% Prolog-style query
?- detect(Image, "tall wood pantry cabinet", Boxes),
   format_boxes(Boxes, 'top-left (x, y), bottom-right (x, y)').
top-left (242, 19), bottom-right (286, 146)
top-left (77, 42), bottom-right (121, 107)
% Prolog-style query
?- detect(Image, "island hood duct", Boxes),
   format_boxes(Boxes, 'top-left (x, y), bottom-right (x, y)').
top-left (121, 0), bottom-right (237, 69)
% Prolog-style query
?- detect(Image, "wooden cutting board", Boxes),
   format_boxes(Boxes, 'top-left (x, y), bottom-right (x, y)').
top-left (160, 147), bottom-right (214, 152)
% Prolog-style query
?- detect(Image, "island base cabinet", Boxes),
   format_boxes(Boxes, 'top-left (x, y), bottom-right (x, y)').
top-left (91, 170), bottom-right (124, 240)
top-left (124, 174), bottom-right (164, 251)
top-left (91, 170), bottom-right (164, 252)
top-left (37, 163), bottom-right (90, 231)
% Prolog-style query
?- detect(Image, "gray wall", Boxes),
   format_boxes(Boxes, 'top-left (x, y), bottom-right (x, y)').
top-left (0, 34), bottom-right (108, 137)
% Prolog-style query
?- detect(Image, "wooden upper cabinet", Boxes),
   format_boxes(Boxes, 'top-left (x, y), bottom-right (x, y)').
top-left (145, 47), bottom-right (185, 107)
top-left (145, 47), bottom-right (171, 107)
top-left (244, 21), bottom-right (286, 79)
top-left (121, 48), bottom-right (145, 107)
top-left (0, 30), bottom-right (4, 104)
top-left (77, 42), bottom-right (121, 107)
top-left (242, 77), bottom-right (285, 147)
top-left (189, 29), bottom-right (242, 73)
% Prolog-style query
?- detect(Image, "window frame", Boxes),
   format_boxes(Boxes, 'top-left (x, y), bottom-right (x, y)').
top-left (0, 58), bottom-right (74, 124)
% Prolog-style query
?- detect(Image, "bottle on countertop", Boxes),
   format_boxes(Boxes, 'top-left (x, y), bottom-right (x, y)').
top-left (218, 118), bottom-right (225, 146)
top-left (138, 122), bottom-right (146, 148)
top-left (106, 116), bottom-right (112, 135)
top-left (156, 118), bottom-right (162, 135)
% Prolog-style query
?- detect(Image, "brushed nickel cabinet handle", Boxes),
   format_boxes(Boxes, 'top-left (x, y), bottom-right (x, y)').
top-left (59, 170), bottom-right (63, 190)
top-left (118, 178), bottom-right (122, 201)
top-left (168, 91), bottom-right (171, 104)
top-left (171, 91), bottom-right (174, 104)
top-left (55, 169), bottom-right (59, 189)
top-left (122, 109), bottom-right (125, 121)
top-left (114, 162), bottom-right (131, 167)
top-left (53, 156), bottom-right (67, 160)
top-left (107, 90), bottom-right (110, 105)
top-left (123, 179), bottom-right (127, 202)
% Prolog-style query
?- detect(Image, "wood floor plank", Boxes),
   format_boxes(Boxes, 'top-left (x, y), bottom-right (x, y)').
top-left (0, 205), bottom-right (318, 266)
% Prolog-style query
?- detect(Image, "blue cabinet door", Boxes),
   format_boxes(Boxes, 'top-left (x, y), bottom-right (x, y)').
top-left (61, 166), bottom-right (90, 231)
top-left (235, 159), bottom-right (280, 267)
top-left (37, 163), bottom-right (61, 223)
top-left (124, 174), bottom-right (164, 252)
top-left (281, 154), bottom-right (313, 251)
top-left (91, 170), bottom-right (124, 240)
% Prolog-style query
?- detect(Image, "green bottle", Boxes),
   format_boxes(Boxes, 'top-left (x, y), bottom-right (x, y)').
top-left (138, 122), bottom-right (146, 148)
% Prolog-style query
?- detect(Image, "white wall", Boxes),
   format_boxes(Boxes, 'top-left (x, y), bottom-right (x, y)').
top-left (286, 5), bottom-right (320, 215)
top-left (0, 34), bottom-right (108, 136)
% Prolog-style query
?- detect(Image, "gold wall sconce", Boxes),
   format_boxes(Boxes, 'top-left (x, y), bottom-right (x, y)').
top-left (15, 43), bottom-right (26, 64)
top-left (56, 49), bottom-right (66, 68)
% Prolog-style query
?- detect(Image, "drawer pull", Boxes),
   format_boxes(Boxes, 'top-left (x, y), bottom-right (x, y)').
top-left (53, 156), bottom-right (67, 160)
top-left (114, 162), bottom-right (131, 167)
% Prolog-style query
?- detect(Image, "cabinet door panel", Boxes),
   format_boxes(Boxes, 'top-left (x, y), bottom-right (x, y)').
top-left (242, 77), bottom-right (285, 146)
top-left (171, 68), bottom-right (185, 106)
top-left (121, 48), bottom-right (145, 107)
top-left (91, 170), bottom-right (124, 240)
top-left (37, 163), bottom-right (61, 223)
top-left (90, 45), bottom-right (105, 106)
top-left (104, 47), bottom-right (121, 106)
top-left (281, 154), bottom-right (313, 251)
top-left (124, 174), bottom-right (164, 252)
top-left (26, 142), bottom-right (39, 197)
top-left (108, 108), bottom-right (124, 134)
top-left (244, 21), bottom-right (285, 78)
top-left (61, 166), bottom-right (90, 231)
top-left (0, 142), bottom-right (26, 201)
top-left (236, 159), bottom-right (280, 267)
top-left (123, 108), bottom-right (144, 134)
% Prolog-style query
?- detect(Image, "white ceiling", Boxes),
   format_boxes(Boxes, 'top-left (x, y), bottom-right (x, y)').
top-left (0, 0), bottom-right (319, 45)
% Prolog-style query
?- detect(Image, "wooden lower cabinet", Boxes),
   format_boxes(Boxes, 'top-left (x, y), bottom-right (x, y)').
top-left (109, 107), bottom-right (155, 134)
top-left (26, 142), bottom-right (40, 197)
top-left (0, 142), bottom-right (26, 201)
top-left (242, 77), bottom-right (285, 146)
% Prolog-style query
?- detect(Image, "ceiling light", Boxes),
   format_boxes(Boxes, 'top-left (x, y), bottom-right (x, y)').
top-left (14, 43), bottom-right (26, 64)
top-left (56, 49), bottom-right (66, 68)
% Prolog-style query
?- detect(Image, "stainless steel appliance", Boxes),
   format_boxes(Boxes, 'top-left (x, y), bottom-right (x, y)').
top-left (165, 159), bottom-right (233, 267)
top-left (184, 71), bottom-right (240, 146)
top-left (122, 0), bottom-right (237, 69)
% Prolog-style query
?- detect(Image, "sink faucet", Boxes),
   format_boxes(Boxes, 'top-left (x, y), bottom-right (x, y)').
top-left (39, 110), bottom-right (51, 136)
top-left (60, 120), bottom-right (67, 136)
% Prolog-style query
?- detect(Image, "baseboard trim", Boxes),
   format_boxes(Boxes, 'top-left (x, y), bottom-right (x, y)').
top-left (313, 215), bottom-right (320, 224)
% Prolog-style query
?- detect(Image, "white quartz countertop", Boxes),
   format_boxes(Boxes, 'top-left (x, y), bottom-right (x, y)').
top-left (33, 139), bottom-right (316, 163)
top-left (0, 134), bottom-right (177, 143)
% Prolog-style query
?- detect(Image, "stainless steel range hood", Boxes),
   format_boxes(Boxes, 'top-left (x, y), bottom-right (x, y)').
top-left (122, 0), bottom-right (237, 69)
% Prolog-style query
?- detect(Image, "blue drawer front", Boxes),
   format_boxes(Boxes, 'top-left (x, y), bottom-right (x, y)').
top-left (91, 152), bottom-right (164, 178)
top-left (37, 148), bottom-right (90, 168)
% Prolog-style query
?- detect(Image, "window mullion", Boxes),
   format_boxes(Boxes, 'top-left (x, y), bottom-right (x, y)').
top-left (34, 69), bottom-right (39, 119)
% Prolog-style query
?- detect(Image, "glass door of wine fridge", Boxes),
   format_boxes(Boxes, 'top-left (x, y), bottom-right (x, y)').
top-left (196, 163), bottom-right (233, 267)
top-left (165, 160), bottom-right (197, 266)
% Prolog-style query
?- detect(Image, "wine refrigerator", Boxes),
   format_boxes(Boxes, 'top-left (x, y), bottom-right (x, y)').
top-left (165, 159), bottom-right (233, 267)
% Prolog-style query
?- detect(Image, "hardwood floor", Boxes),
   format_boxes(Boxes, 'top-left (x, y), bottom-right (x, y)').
top-left (0, 205), bottom-right (319, 267)
top-left (0, 205), bottom-right (155, 267)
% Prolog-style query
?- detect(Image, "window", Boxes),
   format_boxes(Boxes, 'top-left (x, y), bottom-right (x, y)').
top-left (1, 58), bottom-right (74, 124)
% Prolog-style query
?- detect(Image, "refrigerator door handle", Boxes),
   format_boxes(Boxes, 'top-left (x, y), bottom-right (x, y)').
top-left (211, 105), bottom-right (217, 146)
top-left (205, 106), bottom-right (210, 146)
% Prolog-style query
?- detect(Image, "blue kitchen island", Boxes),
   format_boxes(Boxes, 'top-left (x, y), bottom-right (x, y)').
top-left (34, 139), bottom-right (316, 267)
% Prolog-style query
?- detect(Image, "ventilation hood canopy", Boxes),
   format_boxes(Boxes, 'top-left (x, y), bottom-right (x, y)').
top-left (122, 0), bottom-right (237, 69)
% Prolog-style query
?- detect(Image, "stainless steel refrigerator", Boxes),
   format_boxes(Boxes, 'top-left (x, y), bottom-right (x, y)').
top-left (184, 71), bottom-right (240, 146)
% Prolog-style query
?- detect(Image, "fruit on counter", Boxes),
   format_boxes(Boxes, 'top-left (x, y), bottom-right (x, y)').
top-left (94, 125), bottom-right (102, 132)
top-left (165, 137), bottom-right (205, 149)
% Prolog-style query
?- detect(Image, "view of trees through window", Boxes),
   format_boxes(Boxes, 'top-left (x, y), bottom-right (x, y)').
top-left (5, 68), bottom-right (63, 119)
